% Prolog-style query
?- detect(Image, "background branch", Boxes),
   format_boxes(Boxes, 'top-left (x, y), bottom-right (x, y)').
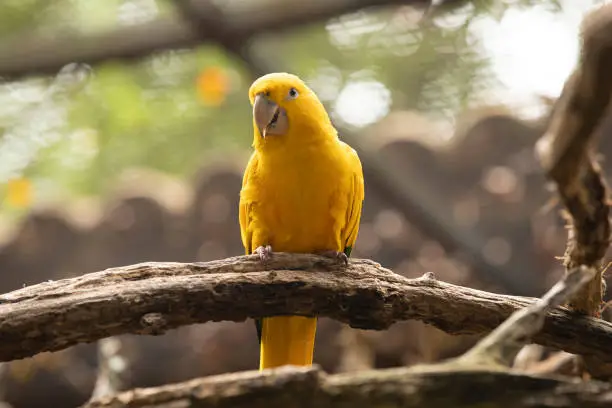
top-left (172, 0), bottom-right (266, 77)
top-left (1, 253), bottom-right (611, 364)
top-left (0, 0), bottom-right (419, 80)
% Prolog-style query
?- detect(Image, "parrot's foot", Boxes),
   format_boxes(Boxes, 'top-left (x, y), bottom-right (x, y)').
top-left (316, 250), bottom-right (349, 265)
top-left (255, 245), bottom-right (273, 262)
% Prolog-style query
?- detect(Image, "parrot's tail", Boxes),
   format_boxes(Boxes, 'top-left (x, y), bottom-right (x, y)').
top-left (259, 315), bottom-right (317, 370)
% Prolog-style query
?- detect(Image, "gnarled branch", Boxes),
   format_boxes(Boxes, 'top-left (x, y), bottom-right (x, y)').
top-left (1, 253), bottom-right (612, 364)
top-left (534, 2), bottom-right (612, 379)
top-left (535, 3), bottom-right (612, 315)
top-left (83, 365), bottom-right (612, 408)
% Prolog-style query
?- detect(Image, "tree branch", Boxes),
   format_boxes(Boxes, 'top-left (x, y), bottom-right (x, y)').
top-left (171, 0), bottom-right (266, 78)
top-left (1, 253), bottom-right (612, 364)
top-left (535, 3), bottom-right (612, 315)
top-left (0, 0), bottom-right (424, 80)
top-left (457, 265), bottom-right (597, 368)
top-left (534, 3), bottom-right (612, 379)
top-left (83, 365), bottom-right (612, 408)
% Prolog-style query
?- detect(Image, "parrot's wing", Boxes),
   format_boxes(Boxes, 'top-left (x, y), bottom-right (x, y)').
top-left (240, 153), bottom-right (264, 342)
top-left (340, 143), bottom-right (365, 257)
top-left (239, 152), bottom-right (258, 255)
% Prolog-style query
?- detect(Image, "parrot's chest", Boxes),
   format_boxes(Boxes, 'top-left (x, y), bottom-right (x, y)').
top-left (254, 148), bottom-right (348, 251)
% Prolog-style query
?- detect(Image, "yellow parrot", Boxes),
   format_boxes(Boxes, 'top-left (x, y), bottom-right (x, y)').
top-left (239, 72), bottom-right (365, 370)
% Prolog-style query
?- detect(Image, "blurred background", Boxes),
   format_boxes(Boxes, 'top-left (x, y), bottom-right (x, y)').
top-left (0, 0), bottom-right (609, 406)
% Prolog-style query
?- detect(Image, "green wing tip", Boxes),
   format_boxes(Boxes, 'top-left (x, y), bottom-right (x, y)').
top-left (344, 246), bottom-right (352, 257)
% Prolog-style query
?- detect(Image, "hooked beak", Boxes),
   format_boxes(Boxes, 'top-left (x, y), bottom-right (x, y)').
top-left (253, 93), bottom-right (288, 138)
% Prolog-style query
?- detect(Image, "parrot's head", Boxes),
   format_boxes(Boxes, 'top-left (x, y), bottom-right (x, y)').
top-left (248, 72), bottom-right (334, 148)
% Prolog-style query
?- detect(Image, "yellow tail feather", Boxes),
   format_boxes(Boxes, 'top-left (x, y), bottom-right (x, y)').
top-left (259, 316), bottom-right (317, 370)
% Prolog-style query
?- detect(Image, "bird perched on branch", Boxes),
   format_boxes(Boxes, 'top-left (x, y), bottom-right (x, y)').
top-left (239, 72), bottom-right (365, 370)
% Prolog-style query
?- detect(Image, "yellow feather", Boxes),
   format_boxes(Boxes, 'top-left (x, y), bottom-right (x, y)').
top-left (239, 73), bottom-right (364, 370)
top-left (260, 316), bottom-right (317, 368)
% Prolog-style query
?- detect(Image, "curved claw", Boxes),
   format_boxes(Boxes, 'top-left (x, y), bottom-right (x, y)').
top-left (255, 245), bottom-right (273, 262)
top-left (317, 250), bottom-right (349, 265)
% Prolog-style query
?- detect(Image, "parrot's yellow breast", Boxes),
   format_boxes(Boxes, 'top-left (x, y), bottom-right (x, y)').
top-left (241, 140), bottom-right (351, 254)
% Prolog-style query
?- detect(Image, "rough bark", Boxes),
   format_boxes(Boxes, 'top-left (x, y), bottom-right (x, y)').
top-left (1, 253), bottom-right (612, 363)
top-left (535, 3), bottom-right (612, 316)
top-left (534, 3), bottom-right (612, 379)
top-left (83, 365), bottom-right (612, 408)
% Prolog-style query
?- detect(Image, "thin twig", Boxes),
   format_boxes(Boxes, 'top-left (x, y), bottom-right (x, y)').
top-left (90, 337), bottom-right (130, 400)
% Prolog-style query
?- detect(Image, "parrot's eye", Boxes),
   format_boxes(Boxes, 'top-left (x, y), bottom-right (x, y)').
top-left (287, 88), bottom-right (299, 99)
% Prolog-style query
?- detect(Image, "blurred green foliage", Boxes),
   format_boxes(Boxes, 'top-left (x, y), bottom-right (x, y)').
top-left (0, 0), bottom-right (569, 216)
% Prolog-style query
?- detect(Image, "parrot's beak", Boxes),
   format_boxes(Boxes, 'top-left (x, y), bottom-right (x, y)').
top-left (253, 93), bottom-right (288, 138)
